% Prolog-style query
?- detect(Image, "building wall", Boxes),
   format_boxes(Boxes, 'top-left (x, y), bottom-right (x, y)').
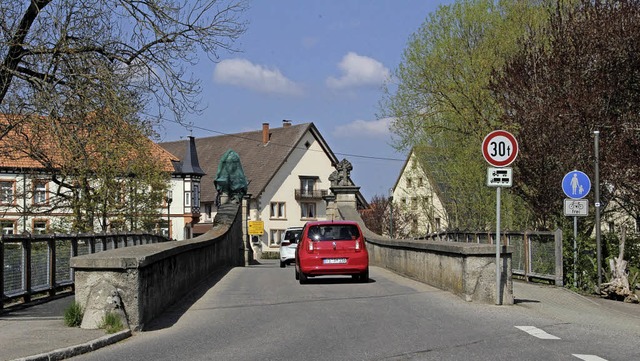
top-left (392, 150), bottom-right (448, 236)
top-left (0, 172), bottom-right (70, 234)
top-left (0, 171), bottom-right (190, 240)
top-left (252, 131), bottom-right (335, 253)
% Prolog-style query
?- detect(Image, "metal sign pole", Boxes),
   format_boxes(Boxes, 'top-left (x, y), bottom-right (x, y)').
top-left (573, 216), bottom-right (577, 288)
top-left (483, 129), bottom-right (517, 307)
top-left (495, 187), bottom-right (502, 305)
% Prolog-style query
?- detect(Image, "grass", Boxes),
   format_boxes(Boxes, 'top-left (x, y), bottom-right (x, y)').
top-left (100, 312), bottom-right (125, 334)
top-left (63, 301), bottom-right (84, 327)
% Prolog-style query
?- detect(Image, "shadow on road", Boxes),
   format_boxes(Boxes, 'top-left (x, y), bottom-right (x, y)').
top-left (143, 266), bottom-right (233, 331)
top-left (514, 298), bottom-right (541, 304)
top-left (299, 277), bottom-right (377, 285)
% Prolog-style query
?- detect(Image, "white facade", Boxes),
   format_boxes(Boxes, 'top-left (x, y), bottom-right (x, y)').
top-left (0, 173), bottom-right (62, 234)
top-left (253, 130), bottom-right (335, 252)
top-left (392, 149), bottom-right (448, 236)
top-left (0, 172), bottom-right (190, 237)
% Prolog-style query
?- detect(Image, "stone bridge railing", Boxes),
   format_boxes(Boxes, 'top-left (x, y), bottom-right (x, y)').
top-left (71, 203), bottom-right (245, 331)
top-left (330, 187), bottom-right (513, 305)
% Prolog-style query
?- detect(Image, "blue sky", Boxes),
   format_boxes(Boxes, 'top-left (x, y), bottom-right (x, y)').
top-left (156, 1), bottom-right (452, 200)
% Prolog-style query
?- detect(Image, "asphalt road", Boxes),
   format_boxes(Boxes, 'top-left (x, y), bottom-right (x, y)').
top-left (69, 259), bottom-right (639, 361)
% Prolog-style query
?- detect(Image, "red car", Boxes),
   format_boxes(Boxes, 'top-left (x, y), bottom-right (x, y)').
top-left (295, 220), bottom-right (369, 284)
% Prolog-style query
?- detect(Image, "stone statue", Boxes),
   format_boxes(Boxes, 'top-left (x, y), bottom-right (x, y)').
top-left (214, 149), bottom-right (248, 204)
top-left (329, 158), bottom-right (353, 187)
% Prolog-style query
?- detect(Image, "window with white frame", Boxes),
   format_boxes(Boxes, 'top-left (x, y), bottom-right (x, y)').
top-left (270, 202), bottom-right (286, 219)
top-left (269, 229), bottom-right (284, 247)
top-left (33, 220), bottom-right (47, 234)
top-left (1, 220), bottom-right (15, 235)
top-left (301, 202), bottom-right (316, 219)
top-left (34, 181), bottom-right (47, 205)
top-left (0, 181), bottom-right (14, 204)
top-left (184, 191), bottom-right (191, 206)
top-left (300, 177), bottom-right (316, 196)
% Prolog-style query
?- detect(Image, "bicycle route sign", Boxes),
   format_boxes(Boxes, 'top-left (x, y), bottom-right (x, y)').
top-left (482, 130), bottom-right (518, 167)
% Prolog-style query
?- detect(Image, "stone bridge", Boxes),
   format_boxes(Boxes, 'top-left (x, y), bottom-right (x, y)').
top-left (71, 186), bottom-right (512, 331)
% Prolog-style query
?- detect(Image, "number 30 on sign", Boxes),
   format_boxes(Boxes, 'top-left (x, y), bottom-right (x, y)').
top-left (482, 130), bottom-right (518, 167)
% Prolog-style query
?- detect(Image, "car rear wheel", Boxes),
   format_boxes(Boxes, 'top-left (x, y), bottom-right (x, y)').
top-left (280, 260), bottom-right (285, 268)
top-left (299, 271), bottom-right (308, 284)
top-left (295, 268), bottom-right (300, 280)
top-left (353, 270), bottom-right (369, 283)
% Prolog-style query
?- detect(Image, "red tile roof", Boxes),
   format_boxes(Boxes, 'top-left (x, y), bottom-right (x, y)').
top-left (159, 123), bottom-right (338, 203)
top-left (0, 113), bottom-right (178, 172)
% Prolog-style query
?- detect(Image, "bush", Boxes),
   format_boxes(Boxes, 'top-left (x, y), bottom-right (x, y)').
top-left (261, 251), bottom-right (279, 259)
top-left (100, 312), bottom-right (124, 334)
top-left (64, 301), bottom-right (83, 327)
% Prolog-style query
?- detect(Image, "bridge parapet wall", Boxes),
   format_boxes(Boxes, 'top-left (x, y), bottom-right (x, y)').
top-left (70, 203), bottom-right (244, 331)
top-left (366, 237), bottom-right (513, 304)
top-left (336, 203), bottom-right (513, 305)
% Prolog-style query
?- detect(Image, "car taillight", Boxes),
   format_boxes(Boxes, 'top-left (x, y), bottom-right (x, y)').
top-left (355, 238), bottom-right (361, 252)
top-left (307, 240), bottom-right (314, 253)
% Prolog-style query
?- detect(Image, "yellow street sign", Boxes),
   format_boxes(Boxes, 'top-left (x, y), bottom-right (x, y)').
top-left (248, 221), bottom-right (264, 235)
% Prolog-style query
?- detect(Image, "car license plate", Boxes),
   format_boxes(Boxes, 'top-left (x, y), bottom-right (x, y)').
top-left (323, 258), bottom-right (347, 264)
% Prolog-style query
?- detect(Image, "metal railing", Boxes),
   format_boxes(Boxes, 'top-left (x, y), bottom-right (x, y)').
top-left (294, 189), bottom-right (328, 200)
top-left (1, 232), bottom-right (172, 310)
top-left (416, 229), bottom-right (563, 286)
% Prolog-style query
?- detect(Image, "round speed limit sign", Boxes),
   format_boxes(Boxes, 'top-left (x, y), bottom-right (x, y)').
top-left (482, 130), bottom-right (518, 167)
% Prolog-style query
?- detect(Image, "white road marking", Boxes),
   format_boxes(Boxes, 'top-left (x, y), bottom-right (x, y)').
top-left (572, 355), bottom-right (608, 361)
top-left (514, 325), bottom-right (561, 340)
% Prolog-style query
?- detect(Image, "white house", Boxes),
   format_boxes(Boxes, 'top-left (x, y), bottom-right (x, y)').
top-left (160, 120), bottom-right (367, 254)
top-left (0, 114), bottom-right (201, 240)
top-left (391, 148), bottom-right (448, 236)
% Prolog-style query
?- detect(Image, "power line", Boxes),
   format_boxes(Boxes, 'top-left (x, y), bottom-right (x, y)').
top-left (153, 115), bottom-right (406, 163)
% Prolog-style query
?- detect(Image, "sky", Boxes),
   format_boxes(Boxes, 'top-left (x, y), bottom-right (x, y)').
top-left (155, 0), bottom-right (452, 200)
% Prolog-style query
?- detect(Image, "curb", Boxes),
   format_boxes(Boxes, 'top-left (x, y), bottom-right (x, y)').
top-left (10, 329), bottom-right (132, 361)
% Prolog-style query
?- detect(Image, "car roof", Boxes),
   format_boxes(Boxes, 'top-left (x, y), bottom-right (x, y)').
top-left (304, 220), bottom-right (359, 227)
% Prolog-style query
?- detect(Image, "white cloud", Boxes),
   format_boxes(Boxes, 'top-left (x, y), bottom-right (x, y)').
top-left (326, 52), bottom-right (390, 89)
top-left (333, 118), bottom-right (394, 138)
top-left (213, 58), bottom-right (303, 96)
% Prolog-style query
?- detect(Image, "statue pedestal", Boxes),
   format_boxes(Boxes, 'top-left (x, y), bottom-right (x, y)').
top-left (328, 186), bottom-right (360, 218)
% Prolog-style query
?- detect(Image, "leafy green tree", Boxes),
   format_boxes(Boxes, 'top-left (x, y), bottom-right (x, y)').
top-left (491, 0), bottom-right (640, 230)
top-left (382, 0), bottom-right (550, 230)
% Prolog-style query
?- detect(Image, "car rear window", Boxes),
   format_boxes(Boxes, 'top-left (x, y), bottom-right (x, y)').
top-left (307, 225), bottom-right (360, 241)
top-left (284, 229), bottom-right (302, 243)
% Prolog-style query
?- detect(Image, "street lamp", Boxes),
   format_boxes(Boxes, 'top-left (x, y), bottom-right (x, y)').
top-left (594, 130), bottom-right (601, 292)
top-left (165, 190), bottom-right (173, 239)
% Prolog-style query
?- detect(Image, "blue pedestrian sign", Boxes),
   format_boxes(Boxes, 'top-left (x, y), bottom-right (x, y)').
top-left (562, 170), bottom-right (591, 199)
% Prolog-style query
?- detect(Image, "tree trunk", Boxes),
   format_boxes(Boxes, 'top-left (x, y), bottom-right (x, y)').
top-left (600, 227), bottom-right (639, 303)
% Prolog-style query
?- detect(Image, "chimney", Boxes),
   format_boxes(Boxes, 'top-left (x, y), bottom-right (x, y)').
top-left (283, 120), bottom-right (292, 128)
top-left (262, 123), bottom-right (270, 144)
